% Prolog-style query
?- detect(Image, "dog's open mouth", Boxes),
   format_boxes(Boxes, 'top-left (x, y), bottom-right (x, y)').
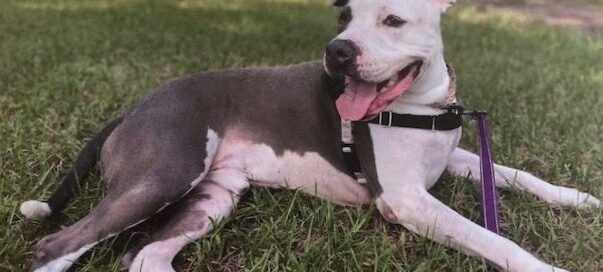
top-left (336, 61), bottom-right (423, 121)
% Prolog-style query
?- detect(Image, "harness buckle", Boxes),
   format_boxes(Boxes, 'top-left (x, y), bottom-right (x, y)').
top-left (379, 111), bottom-right (393, 127)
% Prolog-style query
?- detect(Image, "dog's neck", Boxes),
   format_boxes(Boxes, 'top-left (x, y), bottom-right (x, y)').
top-left (387, 51), bottom-right (450, 115)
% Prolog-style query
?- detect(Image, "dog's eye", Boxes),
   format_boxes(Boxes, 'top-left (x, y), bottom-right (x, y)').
top-left (383, 15), bottom-right (406, 27)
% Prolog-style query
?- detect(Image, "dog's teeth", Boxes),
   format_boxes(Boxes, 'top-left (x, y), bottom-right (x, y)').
top-left (386, 75), bottom-right (398, 88)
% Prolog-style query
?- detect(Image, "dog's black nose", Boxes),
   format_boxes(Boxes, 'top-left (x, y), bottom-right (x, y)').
top-left (325, 39), bottom-right (359, 73)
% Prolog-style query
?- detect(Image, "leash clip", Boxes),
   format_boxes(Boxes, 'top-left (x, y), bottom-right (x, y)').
top-left (444, 104), bottom-right (466, 115)
top-left (379, 111), bottom-right (393, 127)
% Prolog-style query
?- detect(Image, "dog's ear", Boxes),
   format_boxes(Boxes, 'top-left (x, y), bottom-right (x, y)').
top-left (429, 0), bottom-right (456, 12)
top-left (332, 0), bottom-right (349, 7)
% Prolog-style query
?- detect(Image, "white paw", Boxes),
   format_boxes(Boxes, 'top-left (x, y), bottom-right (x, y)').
top-left (545, 187), bottom-right (600, 209)
top-left (538, 267), bottom-right (569, 272)
top-left (20, 200), bottom-right (52, 219)
top-left (32, 243), bottom-right (96, 272)
top-left (572, 191), bottom-right (600, 209)
top-left (128, 253), bottom-right (175, 272)
top-left (525, 263), bottom-right (570, 272)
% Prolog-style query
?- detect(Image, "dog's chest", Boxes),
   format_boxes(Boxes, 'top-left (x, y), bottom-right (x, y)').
top-left (369, 125), bottom-right (461, 188)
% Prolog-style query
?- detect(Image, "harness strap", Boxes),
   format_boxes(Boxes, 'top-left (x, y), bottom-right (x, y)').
top-left (366, 110), bottom-right (462, 130)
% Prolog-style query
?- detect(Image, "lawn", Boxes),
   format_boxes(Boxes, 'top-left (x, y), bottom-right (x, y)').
top-left (1, 0), bottom-right (602, 271)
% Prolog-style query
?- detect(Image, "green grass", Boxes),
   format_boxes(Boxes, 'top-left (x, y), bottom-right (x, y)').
top-left (1, 0), bottom-right (602, 271)
top-left (472, 0), bottom-right (603, 8)
top-left (548, 0), bottom-right (603, 6)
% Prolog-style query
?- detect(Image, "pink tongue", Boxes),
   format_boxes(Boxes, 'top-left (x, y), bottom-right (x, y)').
top-left (367, 66), bottom-right (417, 116)
top-left (336, 79), bottom-right (378, 121)
top-left (335, 65), bottom-right (418, 121)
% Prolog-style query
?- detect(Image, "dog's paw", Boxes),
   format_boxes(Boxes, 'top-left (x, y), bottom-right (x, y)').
top-left (529, 265), bottom-right (570, 272)
top-left (574, 192), bottom-right (600, 209)
top-left (543, 186), bottom-right (600, 209)
top-left (127, 248), bottom-right (176, 272)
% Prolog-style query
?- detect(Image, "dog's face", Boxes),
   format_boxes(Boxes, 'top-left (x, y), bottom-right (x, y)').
top-left (325, 0), bottom-right (455, 120)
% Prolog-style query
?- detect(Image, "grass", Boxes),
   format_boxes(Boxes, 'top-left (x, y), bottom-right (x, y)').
top-left (1, 0), bottom-right (602, 271)
top-left (470, 0), bottom-right (603, 7)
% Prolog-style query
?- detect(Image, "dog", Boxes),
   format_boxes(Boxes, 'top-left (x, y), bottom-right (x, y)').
top-left (19, 0), bottom-right (600, 271)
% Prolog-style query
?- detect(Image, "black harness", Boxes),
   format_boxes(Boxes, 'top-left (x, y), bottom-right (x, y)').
top-left (366, 108), bottom-right (463, 130)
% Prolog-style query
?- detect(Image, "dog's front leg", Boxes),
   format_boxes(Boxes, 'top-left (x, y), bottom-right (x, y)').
top-left (447, 148), bottom-right (600, 209)
top-left (375, 187), bottom-right (567, 272)
top-left (365, 124), bottom-right (567, 271)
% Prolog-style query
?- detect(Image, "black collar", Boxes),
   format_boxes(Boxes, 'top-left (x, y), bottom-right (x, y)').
top-left (366, 106), bottom-right (464, 131)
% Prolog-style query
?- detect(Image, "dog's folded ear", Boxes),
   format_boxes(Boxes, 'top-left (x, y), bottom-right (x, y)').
top-left (332, 0), bottom-right (349, 7)
top-left (429, 0), bottom-right (456, 12)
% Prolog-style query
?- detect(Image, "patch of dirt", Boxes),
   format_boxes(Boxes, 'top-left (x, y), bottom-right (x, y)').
top-left (460, 0), bottom-right (603, 33)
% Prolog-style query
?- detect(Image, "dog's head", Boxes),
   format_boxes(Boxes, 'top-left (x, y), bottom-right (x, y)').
top-left (324, 0), bottom-right (455, 120)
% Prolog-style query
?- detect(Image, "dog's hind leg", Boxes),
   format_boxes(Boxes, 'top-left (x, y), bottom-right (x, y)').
top-left (122, 177), bottom-right (247, 272)
top-left (29, 174), bottom-right (207, 272)
top-left (447, 147), bottom-right (600, 209)
top-left (28, 130), bottom-right (221, 272)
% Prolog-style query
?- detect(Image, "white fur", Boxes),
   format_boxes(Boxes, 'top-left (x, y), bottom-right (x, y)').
top-left (190, 128), bottom-right (220, 187)
top-left (329, 0), bottom-right (444, 83)
top-left (20, 200), bottom-right (52, 219)
top-left (32, 243), bottom-right (97, 272)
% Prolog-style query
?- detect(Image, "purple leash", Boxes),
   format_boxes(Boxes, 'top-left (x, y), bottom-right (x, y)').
top-left (473, 112), bottom-right (500, 234)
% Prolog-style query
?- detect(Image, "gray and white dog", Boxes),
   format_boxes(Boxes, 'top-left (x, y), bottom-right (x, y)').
top-left (20, 0), bottom-right (600, 271)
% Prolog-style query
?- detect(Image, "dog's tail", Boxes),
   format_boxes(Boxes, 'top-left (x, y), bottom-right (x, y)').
top-left (19, 117), bottom-right (123, 219)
